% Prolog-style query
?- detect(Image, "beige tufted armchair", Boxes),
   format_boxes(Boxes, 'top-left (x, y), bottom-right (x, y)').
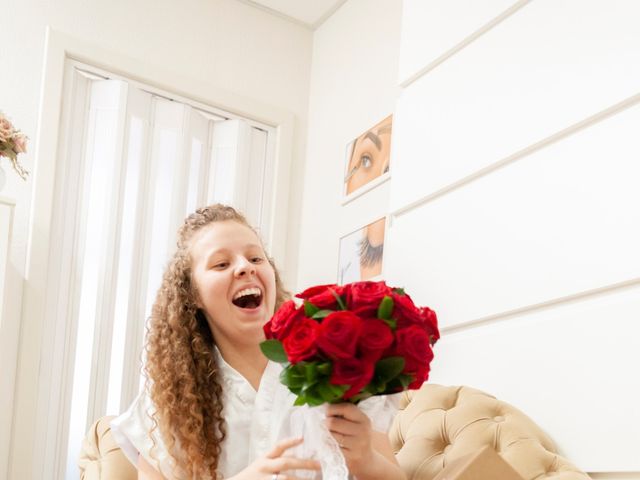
top-left (79, 384), bottom-right (591, 479)
top-left (390, 384), bottom-right (590, 479)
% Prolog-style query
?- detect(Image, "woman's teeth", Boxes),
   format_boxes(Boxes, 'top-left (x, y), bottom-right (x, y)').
top-left (232, 288), bottom-right (263, 309)
top-left (233, 287), bottom-right (261, 300)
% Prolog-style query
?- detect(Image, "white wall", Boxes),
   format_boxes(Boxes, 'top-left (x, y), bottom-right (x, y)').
top-left (0, 0), bottom-right (312, 477)
top-left (299, 0), bottom-right (639, 478)
top-left (296, 0), bottom-right (404, 289)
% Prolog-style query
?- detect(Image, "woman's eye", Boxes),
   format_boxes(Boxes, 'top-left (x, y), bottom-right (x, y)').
top-left (251, 257), bottom-right (264, 263)
top-left (213, 262), bottom-right (228, 269)
top-left (361, 154), bottom-right (372, 169)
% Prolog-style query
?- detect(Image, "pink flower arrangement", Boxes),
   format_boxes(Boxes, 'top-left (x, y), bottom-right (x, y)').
top-left (0, 112), bottom-right (29, 180)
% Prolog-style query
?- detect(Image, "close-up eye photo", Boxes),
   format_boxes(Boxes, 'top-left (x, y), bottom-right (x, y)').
top-left (344, 114), bottom-right (393, 197)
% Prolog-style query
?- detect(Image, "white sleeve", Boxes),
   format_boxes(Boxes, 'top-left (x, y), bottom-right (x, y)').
top-left (110, 390), bottom-right (182, 479)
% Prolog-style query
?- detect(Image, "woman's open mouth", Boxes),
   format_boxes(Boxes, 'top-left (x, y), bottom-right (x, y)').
top-left (232, 287), bottom-right (263, 310)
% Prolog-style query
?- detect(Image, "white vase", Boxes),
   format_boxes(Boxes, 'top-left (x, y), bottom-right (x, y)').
top-left (0, 164), bottom-right (6, 193)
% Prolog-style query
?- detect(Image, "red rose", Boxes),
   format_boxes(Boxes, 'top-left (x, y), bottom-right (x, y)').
top-left (358, 319), bottom-right (394, 363)
top-left (394, 325), bottom-right (434, 389)
top-left (296, 284), bottom-right (339, 300)
top-left (317, 311), bottom-right (362, 359)
top-left (296, 284), bottom-right (347, 310)
top-left (282, 318), bottom-right (319, 363)
top-left (346, 281), bottom-right (392, 316)
top-left (407, 363), bottom-right (431, 389)
top-left (264, 300), bottom-right (305, 340)
top-left (392, 292), bottom-right (424, 328)
top-left (419, 307), bottom-right (440, 344)
top-left (330, 357), bottom-right (375, 399)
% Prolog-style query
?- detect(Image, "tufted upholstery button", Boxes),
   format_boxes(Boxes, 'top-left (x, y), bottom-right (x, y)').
top-left (494, 415), bottom-right (505, 423)
top-left (443, 444), bottom-right (452, 454)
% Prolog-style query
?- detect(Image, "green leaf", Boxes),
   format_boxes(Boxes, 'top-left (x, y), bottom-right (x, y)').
top-left (383, 317), bottom-right (397, 331)
top-left (305, 392), bottom-right (326, 407)
top-left (301, 380), bottom-right (319, 395)
top-left (291, 362), bottom-right (306, 376)
top-left (393, 287), bottom-right (406, 295)
top-left (312, 309), bottom-right (333, 319)
top-left (293, 395), bottom-right (307, 406)
top-left (281, 365), bottom-right (305, 388)
top-left (317, 382), bottom-right (338, 402)
top-left (397, 373), bottom-right (414, 388)
top-left (297, 384), bottom-right (323, 406)
top-left (260, 340), bottom-right (288, 363)
top-left (349, 391), bottom-right (373, 403)
top-left (330, 289), bottom-right (347, 310)
top-left (374, 356), bottom-right (405, 383)
top-left (384, 373), bottom-right (415, 393)
top-left (328, 383), bottom-right (348, 397)
top-left (304, 301), bottom-right (320, 317)
top-left (304, 363), bottom-right (318, 383)
top-left (377, 295), bottom-right (394, 320)
top-left (317, 362), bottom-right (332, 376)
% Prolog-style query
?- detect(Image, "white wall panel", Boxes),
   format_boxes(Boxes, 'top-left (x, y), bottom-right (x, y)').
top-left (384, 102), bottom-right (640, 327)
top-left (427, 284), bottom-right (640, 472)
top-left (398, 0), bottom-right (523, 84)
top-left (390, 0), bottom-right (640, 211)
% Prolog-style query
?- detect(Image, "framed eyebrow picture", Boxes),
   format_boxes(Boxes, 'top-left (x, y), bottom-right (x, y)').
top-left (338, 217), bottom-right (386, 284)
top-left (343, 114), bottom-right (392, 201)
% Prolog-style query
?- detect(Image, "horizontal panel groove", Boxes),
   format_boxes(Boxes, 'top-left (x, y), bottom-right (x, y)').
top-left (400, 0), bottom-right (532, 88)
top-left (391, 91), bottom-right (640, 222)
top-left (441, 277), bottom-right (640, 335)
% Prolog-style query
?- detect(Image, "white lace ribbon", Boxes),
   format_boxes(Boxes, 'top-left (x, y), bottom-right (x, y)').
top-left (278, 394), bottom-right (401, 480)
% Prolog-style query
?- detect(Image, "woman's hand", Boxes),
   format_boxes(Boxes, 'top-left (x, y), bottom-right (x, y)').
top-left (229, 437), bottom-right (321, 480)
top-left (326, 403), bottom-right (406, 480)
top-left (325, 403), bottom-right (376, 477)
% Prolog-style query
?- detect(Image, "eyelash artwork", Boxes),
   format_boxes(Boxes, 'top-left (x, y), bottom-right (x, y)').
top-left (358, 235), bottom-right (384, 268)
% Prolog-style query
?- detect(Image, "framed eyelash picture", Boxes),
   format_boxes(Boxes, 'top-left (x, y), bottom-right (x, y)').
top-left (342, 115), bottom-right (392, 202)
top-left (338, 217), bottom-right (386, 284)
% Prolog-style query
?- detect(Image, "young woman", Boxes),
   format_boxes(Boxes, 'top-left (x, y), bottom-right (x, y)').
top-left (111, 204), bottom-right (405, 480)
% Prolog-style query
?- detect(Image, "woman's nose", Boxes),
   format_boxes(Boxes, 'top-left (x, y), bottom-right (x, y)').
top-left (234, 257), bottom-right (256, 277)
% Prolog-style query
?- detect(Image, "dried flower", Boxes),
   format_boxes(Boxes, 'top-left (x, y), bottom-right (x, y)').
top-left (0, 111), bottom-right (29, 180)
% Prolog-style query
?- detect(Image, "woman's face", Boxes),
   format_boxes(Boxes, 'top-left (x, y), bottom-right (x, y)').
top-left (189, 220), bottom-right (276, 349)
top-left (345, 116), bottom-right (392, 195)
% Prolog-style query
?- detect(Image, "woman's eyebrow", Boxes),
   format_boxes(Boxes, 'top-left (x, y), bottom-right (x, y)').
top-left (205, 249), bottom-right (228, 264)
top-left (363, 130), bottom-right (382, 150)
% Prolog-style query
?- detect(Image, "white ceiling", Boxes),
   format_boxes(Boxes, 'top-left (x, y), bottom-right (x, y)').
top-left (238, 0), bottom-right (347, 29)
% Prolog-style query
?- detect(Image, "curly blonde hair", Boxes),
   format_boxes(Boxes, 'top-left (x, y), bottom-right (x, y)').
top-left (144, 204), bottom-right (289, 478)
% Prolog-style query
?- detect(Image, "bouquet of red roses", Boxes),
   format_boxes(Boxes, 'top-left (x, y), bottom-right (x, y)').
top-left (261, 281), bottom-right (439, 406)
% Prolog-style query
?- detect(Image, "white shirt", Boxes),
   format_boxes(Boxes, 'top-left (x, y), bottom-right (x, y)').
top-left (111, 351), bottom-right (297, 479)
top-left (111, 350), bottom-right (399, 479)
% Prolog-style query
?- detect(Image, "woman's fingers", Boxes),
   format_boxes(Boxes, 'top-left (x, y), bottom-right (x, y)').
top-left (270, 456), bottom-right (321, 473)
top-left (266, 437), bottom-right (304, 459)
top-left (326, 403), bottom-right (365, 421)
top-left (331, 431), bottom-right (350, 449)
top-left (264, 439), bottom-right (321, 476)
top-left (325, 417), bottom-right (364, 436)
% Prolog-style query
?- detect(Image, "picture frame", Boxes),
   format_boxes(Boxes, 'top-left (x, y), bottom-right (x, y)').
top-left (337, 216), bottom-right (387, 284)
top-left (342, 115), bottom-right (393, 204)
